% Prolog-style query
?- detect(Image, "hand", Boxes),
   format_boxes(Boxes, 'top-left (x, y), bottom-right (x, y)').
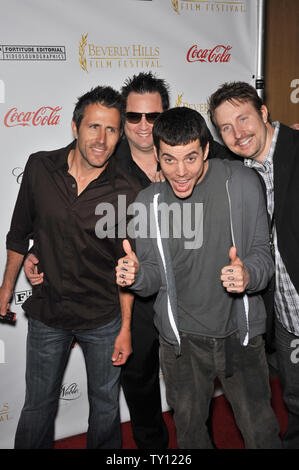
top-left (152, 170), bottom-right (165, 183)
top-left (0, 285), bottom-right (13, 316)
top-left (221, 246), bottom-right (249, 293)
top-left (115, 240), bottom-right (139, 287)
top-left (24, 253), bottom-right (44, 286)
top-left (290, 123), bottom-right (299, 130)
top-left (111, 328), bottom-right (132, 366)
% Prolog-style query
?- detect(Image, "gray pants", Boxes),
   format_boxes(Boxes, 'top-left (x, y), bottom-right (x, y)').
top-left (275, 317), bottom-right (299, 449)
top-left (160, 331), bottom-right (282, 449)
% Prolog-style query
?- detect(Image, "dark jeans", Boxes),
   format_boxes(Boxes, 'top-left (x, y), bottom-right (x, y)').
top-left (15, 316), bottom-right (122, 449)
top-left (160, 331), bottom-right (282, 449)
top-left (121, 296), bottom-right (169, 449)
top-left (275, 316), bottom-right (299, 449)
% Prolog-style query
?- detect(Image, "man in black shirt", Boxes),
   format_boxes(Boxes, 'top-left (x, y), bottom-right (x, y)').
top-left (25, 72), bottom-right (170, 449)
top-left (0, 86), bottom-right (140, 449)
top-left (113, 72), bottom-right (170, 449)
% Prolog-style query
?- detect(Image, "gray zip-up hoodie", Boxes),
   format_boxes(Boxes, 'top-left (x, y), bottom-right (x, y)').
top-left (130, 159), bottom-right (274, 355)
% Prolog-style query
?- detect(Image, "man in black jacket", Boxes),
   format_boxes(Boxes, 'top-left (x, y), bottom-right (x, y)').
top-left (113, 72), bottom-right (170, 449)
top-left (208, 81), bottom-right (299, 449)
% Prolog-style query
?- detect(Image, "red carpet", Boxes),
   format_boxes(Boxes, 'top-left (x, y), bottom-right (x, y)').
top-left (54, 377), bottom-right (288, 449)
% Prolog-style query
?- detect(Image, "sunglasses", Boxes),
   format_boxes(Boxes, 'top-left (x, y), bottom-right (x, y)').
top-left (125, 112), bottom-right (161, 124)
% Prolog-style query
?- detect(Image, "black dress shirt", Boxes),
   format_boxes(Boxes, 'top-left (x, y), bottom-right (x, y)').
top-left (6, 140), bottom-right (141, 330)
top-left (114, 138), bottom-right (153, 188)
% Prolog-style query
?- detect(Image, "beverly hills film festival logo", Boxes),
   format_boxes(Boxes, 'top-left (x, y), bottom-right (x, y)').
top-left (171, 0), bottom-right (246, 14)
top-left (78, 33), bottom-right (161, 72)
top-left (175, 93), bottom-right (210, 120)
top-left (95, 196), bottom-right (203, 250)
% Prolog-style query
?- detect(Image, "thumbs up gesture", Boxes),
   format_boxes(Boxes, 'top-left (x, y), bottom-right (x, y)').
top-left (221, 246), bottom-right (249, 293)
top-left (116, 239), bottom-right (139, 287)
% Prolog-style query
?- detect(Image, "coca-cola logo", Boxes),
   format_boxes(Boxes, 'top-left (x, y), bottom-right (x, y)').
top-left (60, 383), bottom-right (81, 401)
top-left (187, 45), bottom-right (232, 63)
top-left (4, 106), bottom-right (62, 127)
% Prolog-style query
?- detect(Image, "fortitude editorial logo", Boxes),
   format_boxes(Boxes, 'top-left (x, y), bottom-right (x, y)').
top-left (0, 45), bottom-right (66, 61)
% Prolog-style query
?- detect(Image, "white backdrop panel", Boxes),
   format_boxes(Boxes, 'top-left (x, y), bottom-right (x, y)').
top-left (0, 0), bottom-right (258, 448)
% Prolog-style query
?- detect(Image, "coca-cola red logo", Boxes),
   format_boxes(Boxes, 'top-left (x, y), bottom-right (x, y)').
top-left (187, 45), bottom-right (232, 63)
top-left (4, 106), bottom-right (62, 127)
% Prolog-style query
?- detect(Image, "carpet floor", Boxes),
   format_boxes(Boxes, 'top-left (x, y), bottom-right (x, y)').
top-left (54, 377), bottom-right (288, 449)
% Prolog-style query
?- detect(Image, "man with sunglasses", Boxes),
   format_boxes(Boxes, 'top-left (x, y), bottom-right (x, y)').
top-left (113, 72), bottom-right (170, 449)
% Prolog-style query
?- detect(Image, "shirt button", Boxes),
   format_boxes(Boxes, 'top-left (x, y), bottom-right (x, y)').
top-left (72, 183), bottom-right (76, 189)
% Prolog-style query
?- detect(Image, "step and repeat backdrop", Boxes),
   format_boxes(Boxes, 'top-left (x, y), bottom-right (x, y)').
top-left (0, 0), bottom-right (259, 448)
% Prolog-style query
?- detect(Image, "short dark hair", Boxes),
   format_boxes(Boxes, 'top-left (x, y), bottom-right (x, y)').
top-left (121, 71), bottom-right (170, 113)
top-left (72, 85), bottom-right (124, 131)
top-left (208, 81), bottom-right (270, 127)
top-left (153, 107), bottom-right (210, 154)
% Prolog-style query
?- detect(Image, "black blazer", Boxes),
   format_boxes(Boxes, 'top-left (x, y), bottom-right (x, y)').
top-left (273, 123), bottom-right (299, 295)
top-left (209, 123), bottom-right (299, 351)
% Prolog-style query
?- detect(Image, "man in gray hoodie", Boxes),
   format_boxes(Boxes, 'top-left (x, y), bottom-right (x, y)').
top-left (115, 106), bottom-right (281, 449)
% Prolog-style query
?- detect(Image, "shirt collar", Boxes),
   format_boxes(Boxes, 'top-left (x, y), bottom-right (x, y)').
top-left (49, 140), bottom-right (76, 172)
top-left (244, 121), bottom-right (280, 171)
top-left (51, 139), bottom-right (117, 188)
